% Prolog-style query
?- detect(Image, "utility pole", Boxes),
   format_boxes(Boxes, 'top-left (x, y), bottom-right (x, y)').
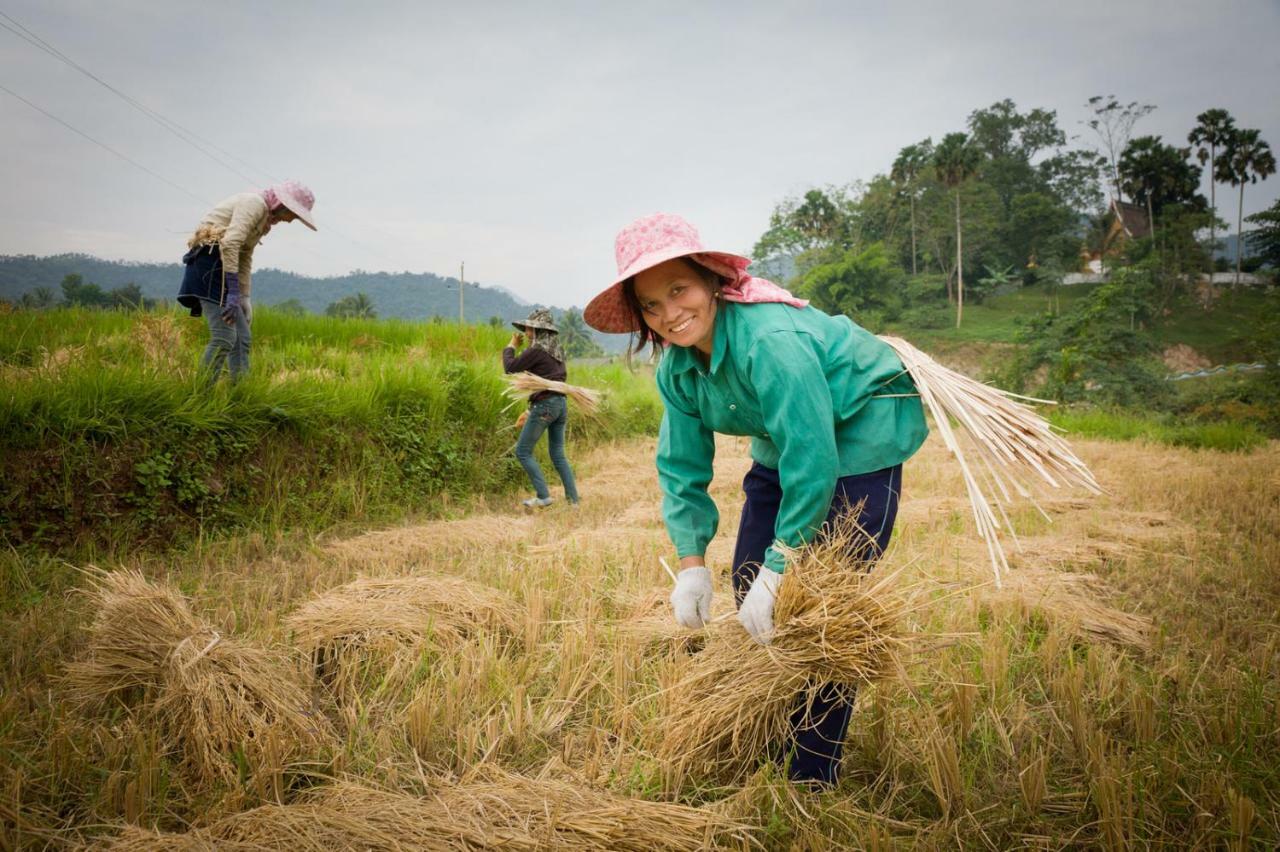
top-left (459, 261), bottom-right (465, 324)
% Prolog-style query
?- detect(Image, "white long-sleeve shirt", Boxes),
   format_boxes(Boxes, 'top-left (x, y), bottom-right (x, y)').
top-left (188, 192), bottom-right (269, 298)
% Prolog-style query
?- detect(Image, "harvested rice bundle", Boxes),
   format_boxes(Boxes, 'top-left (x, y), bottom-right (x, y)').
top-left (106, 770), bottom-right (753, 851)
top-left (286, 574), bottom-right (523, 702)
top-left (505, 371), bottom-right (602, 415)
top-left (655, 530), bottom-right (911, 787)
top-left (879, 336), bottom-right (1103, 588)
top-left (63, 569), bottom-right (336, 796)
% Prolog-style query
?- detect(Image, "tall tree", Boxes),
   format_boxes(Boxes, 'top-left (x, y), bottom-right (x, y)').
top-left (1187, 108), bottom-right (1236, 264)
top-left (325, 292), bottom-right (377, 318)
top-left (557, 308), bottom-right (604, 358)
top-left (933, 133), bottom-right (983, 327)
top-left (1083, 95), bottom-right (1156, 203)
top-left (1118, 136), bottom-right (1205, 244)
top-left (1217, 128), bottom-right (1276, 285)
top-left (891, 139), bottom-right (933, 275)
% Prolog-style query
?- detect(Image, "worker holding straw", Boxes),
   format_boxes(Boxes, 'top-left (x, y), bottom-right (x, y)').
top-left (177, 181), bottom-right (317, 384)
top-left (584, 213), bottom-right (928, 785)
top-left (503, 308), bottom-right (581, 509)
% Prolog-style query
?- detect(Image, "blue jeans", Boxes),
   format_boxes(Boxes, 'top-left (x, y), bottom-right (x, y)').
top-left (514, 395), bottom-right (579, 502)
top-left (732, 462), bottom-right (902, 785)
top-left (198, 297), bottom-right (250, 383)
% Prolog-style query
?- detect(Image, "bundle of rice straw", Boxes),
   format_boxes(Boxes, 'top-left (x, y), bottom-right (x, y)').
top-left (106, 768), bottom-right (753, 851)
top-left (63, 569), bottom-right (336, 796)
top-left (655, 525), bottom-right (912, 788)
top-left (505, 371), bottom-right (602, 415)
top-left (286, 574), bottom-right (523, 702)
top-left (878, 336), bottom-right (1103, 588)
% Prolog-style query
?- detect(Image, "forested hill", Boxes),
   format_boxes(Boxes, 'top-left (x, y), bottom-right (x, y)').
top-left (0, 253), bottom-right (544, 324)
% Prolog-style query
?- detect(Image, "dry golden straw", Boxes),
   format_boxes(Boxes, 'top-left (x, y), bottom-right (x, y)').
top-left (505, 371), bottom-right (603, 414)
top-left (63, 569), bottom-right (336, 796)
top-left (655, 525), bottom-right (912, 788)
top-left (105, 769), bottom-right (753, 851)
top-left (879, 335), bottom-right (1103, 588)
top-left (286, 574), bottom-right (523, 702)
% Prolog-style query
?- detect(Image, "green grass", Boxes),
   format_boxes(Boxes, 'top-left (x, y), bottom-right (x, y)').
top-left (1149, 288), bottom-right (1273, 364)
top-left (887, 282), bottom-right (1270, 365)
top-left (1050, 407), bottom-right (1268, 452)
top-left (886, 283), bottom-right (1102, 345)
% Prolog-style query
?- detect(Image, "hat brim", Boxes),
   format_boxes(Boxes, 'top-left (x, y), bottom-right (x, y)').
top-left (276, 189), bottom-right (317, 231)
top-left (512, 321), bottom-right (558, 333)
top-left (583, 248), bottom-right (750, 334)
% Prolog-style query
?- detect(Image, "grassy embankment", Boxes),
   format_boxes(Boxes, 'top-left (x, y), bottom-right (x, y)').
top-left (885, 283), bottom-right (1276, 451)
top-left (0, 306), bottom-right (662, 556)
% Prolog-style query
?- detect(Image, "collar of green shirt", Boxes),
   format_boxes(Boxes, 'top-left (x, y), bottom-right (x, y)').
top-left (662, 304), bottom-right (732, 377)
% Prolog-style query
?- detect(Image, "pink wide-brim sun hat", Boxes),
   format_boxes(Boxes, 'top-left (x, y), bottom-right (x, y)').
top-left (583, 212), bottom-right (750, 334)
top-left (272, 180), bottom-right (318, 231)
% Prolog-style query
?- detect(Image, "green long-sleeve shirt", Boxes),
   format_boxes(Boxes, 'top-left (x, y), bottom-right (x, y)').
top-left (656, 302), bottom-right (928, 575)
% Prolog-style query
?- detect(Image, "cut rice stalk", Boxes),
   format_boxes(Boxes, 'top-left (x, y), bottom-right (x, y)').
top-left (879, 336), bottom-right (1103, 587)
top-left (105, 769), bottom-right (755, 851)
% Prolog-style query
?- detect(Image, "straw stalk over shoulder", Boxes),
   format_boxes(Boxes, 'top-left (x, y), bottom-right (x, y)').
top-left (878, 336), bottom-right (1103, 587)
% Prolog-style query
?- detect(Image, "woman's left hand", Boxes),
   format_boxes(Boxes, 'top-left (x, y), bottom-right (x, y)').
top-left (738, 568), bottom-right (783, 644)
top-left (515, 410), bottom-right (528, 428)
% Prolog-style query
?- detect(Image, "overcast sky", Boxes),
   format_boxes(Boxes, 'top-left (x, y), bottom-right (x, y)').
top-left (2, 0), bottom-right (1278, 307)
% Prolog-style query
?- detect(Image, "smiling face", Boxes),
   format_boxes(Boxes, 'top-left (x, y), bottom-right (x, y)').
top-left (632, 258), bottom-right (719, 355)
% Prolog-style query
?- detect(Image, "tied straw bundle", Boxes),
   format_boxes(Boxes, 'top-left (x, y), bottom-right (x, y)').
top-left (286, 574), bottom-right (523, 703)
top-left (878, 336), bottom-right (1103, 588)
top-left (505, 372), bottom-right (602, 415)
top-left (63, 569), bottom-right (336, 797)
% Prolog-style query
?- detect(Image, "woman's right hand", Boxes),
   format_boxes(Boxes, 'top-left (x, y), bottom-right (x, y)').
top-left (670, 565), bottom-right (713, 629)
top-left (509, 332), bottom-right (524, 349)
top-left (515, 410), bottom-right (528, 428)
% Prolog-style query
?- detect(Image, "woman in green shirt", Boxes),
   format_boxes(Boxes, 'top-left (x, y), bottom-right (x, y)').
top-left (584, 213), bottom-right (928, 785)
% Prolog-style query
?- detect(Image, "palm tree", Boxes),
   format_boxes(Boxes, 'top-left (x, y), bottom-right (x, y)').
top-left (933, 133), bottom-right (983, 327)
top-left (557, 308), bottom-right (603, 359)
top-left (1217, 129), bottom-right (1277, 286)
top-left (351, 292), bottom-right (376, 318)
top-left (891, 139), bottom-right (933, 275)
top-left (1187, 109), bottom-right (1235, 267)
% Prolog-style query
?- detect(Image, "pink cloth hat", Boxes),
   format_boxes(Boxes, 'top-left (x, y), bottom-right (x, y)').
top-left (583, 212), bottom-right (805, 333)
top-left (263, 180), bottom-right (318, 231)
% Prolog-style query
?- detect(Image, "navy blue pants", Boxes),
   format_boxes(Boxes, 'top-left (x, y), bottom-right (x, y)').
top-left (732, 461), bottom-right (902, 785)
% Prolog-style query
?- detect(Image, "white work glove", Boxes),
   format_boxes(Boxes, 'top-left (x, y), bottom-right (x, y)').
top-left (670, 566), bottom-right (713, 629)
top-left (738, 568), bottom-right (783, 645)
top-left (240, 295), bottom-right (253, 324)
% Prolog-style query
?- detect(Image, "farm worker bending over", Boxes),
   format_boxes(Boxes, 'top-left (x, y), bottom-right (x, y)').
top-left (502, 308), bottom-right (581, 509)
top-left (583, 213), bottom-right (929, 786)
top-left (177, 180), bottom-right (317, 383)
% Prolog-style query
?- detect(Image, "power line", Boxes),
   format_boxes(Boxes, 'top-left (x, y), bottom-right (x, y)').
top-left (0, 11), bottom-right (428, 276)
top-left (0, 10), bottom-right (280, 186)
top-left (0, 81), bottom-right (212, 206)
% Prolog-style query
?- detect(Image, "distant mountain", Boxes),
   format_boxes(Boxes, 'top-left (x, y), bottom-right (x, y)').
top-left (0, 253), bottom-right (630, 351)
